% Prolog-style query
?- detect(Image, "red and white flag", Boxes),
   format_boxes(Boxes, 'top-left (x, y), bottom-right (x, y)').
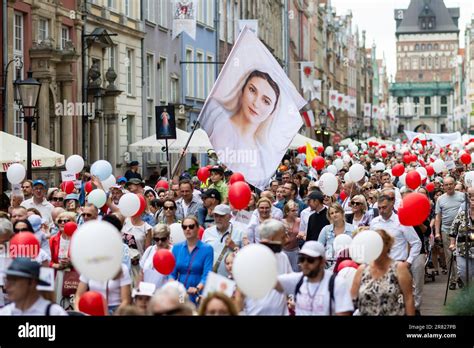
top-left (327, 109), bottom-right (335, 122)
top-left (336, 93), bottom-right (344, 110)
top-left (301, 110), bottom-right (315, 127)
top-left (364, 103), bottom-right (371, 117)
top-left (329, 90), bottom-right (338, 108)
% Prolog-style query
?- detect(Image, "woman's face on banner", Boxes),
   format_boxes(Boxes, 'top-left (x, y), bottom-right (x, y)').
top-left (241, 76), bottom-right (277, 125)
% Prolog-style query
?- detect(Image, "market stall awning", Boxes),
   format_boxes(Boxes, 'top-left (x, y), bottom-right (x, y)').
top-left (288, 133), bottom-right (322, 149)
top-left (0, 132), bottom-right (65, 172)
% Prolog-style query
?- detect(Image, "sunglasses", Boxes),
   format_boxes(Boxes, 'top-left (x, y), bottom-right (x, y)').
top-left (164, 206), bottom-right (175, 211)
top-left (298, 255), bottom-right (318, 264)
top-left (58, 219), bottom-right (70, 224)
top-left (14, 227), bottom-right (31, 232)
top-left (351, 201), bottom-right (362, 206)
top-left (154, 237), bottom-right (168, 243)
top-left (52, 197), bottom-right (64, 202)
top-left (182, 224), bottom-right (196, 230)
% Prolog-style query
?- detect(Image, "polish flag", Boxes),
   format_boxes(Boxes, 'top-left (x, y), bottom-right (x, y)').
top-left (301, 110), bottom-right (315, 127)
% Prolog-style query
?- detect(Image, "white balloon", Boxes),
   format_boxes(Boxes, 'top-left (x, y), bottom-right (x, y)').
top-left (118, 193), bottom-right (140, 217)
top-left (399, 173), bottom-right (407, 186)
top-left (339, 147), bottom-right (344, 152)
top-left (6, 163), bottom-right (26, 184)
top-left (87, 189), bottom-right (107, 208)
top-left (465, 171), bottom-right (474, 188)
top-left (349, 144), bottom-right (358, 153)
top-left (101, 175), bottom-right (116, 192)
top-left (350, 230), bottom-right (384, 264)
top-left (333, 234), bottom-right (352, 256)
top-left (433, 159), bottom-right (445, 173)
top-left (343, 155), bottom-right (352, 163)
top-left (361, 143), bottom-right (368, 151)
top-left (337, 267), bottom-right (358, 288)
top-left (326, 165), bottom-right (338, 175)
top-left (374, 162), bottom-right (385, 171)
top-left (65, 155), bottom-right (85, 174)
top-left (325, 146), bottom-right (334, 157)
top-left (170, 223), bottom-right (186, 244)
top-left (333, 158), bottom-right (344, 171)
top-left (349, 163), bottom-right (365, 181)
top-left (232, 244), bottom-right (278, 299)
top-left (90, 160), bottom-right (113, 181)
top-left (71, 221), bottom-right (123, 282)
top-left (319, 173), bottom-right (338, 196)
top-left (416, 167), bottom-right (427, 179)
top-left (344, 172), bottom-right (353, 183)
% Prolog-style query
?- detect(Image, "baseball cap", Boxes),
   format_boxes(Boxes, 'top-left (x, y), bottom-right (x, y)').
top-left (117, 177), bottom-right (127, 184)
top-left (126, 178), bottom-right (145, 187)
top-left (201, 189), bottom-right (221, 202)
top-left (299, 241), bottom-right (326, 258)
top-left (28, 214), bottom-right (42, 233)
top-left (110, 184), bottom-right (124, 191)
top-left (5, 258), bottom-right (50, 285)
top-left (64, 193), bottom-right (80, 202)
top-left (213, 204), bottom-right (231, 216)
top-left (307, 190), bottom-right (324, 202)
top-left (130, 161), bottom-right (139, 167)
top-left (210, 165), bottom-right (224, 174)
top-left (33, 179), bottom-right (47, 188)
top-left (132, 282), bottom-right (156, 298)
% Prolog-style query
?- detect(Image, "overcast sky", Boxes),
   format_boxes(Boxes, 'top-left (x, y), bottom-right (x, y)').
top-left (331, 0), bottom-right (474, 80)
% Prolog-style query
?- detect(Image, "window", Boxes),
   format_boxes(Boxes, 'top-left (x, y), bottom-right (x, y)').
top-left (146, 54), bottom-right (154, 99)
top-left (38, 18), bottom-right (49, 42)
top-left (424, 97), bottom-right (431, 116)
top-left (61, 26), bottom-right (70, 49)
top-left (421, 57), bottom-right (425, 69)
top-left (207, 0), bottom-right (214, 27)
top-left (441, 56), bottom-right (447, 68)
top-left (197, 0), bottom-right (205, 23)
top-left (144, 0), bottom-right (156, 22)
top-left (421, 44), bottom-right (425, 50)
top-left (196, 51), bottom-right (205, 99)
top-left (170, 77), bottom-right (179, 103)
top-left (403, 45), bottom-right (408, 52)
top-left (124, 0), bottom-right (131, 17)
top-left (126, 115), bottom-right (135, 145)
top-left (415, 44), bottom-right (420, 51)
top-left (414, 97), bottom-right (420, 115)
top-left (14, 108), bottom-right (24, 139)
top-left (441, 96), bottom-right (448, 115)
top-left (159, 57), bottom-right (168, 102)
top-left (206, 54), bottom-right (215, 95)
top-left (412, 57), bottom-right (418, 70)
top-left (158, 0), bottom-right (168, 27)
top-left (428, 44), bottom-right (432, 51)
top-left (108, 0), bottom-right (117, 10)
top-left (108, 45), bottom-right (117, 71)
top-left (434, 43), bottom-right (438, 50)
top-left (126, 49), bottom-right (134, 95)
top-left (428, 57), bottom-right (432, 68)
top-left (186, 48), bottom-right (194, 97)
top-left (13, 13), bottom-right (25, 139)
top-left (403, 58), bottom-right (410, 70)
top-left (435, 56), bottom-right (439, 68)
top-left (397, 97), bottom-right (403, 116)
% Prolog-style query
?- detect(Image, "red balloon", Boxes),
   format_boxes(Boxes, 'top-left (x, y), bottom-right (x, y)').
top-left (363, 150), bottom-right (369, 155)
top-left (61, 181), bottom-right (75, 194)
top-left (85, 181), bottom-right (93, 194)
top-left (403, 151), bottom-right (410, 156)
top-left (460, 152), bottom-right (471, 165)
top-left (229, 173), bottom-right (245, 185)
top-left (398, 193), bottom-right (431, 226)
top-left (425, 165), bottom-right (434, 177)
top-left (403, 155), bottom-right (411, 164)
top-left (197, 167), bottom-right (210, 183)
top-left (391, 164), bottom-right (405, 177)
top-left (419, 159), bottom-right (426, 167)
top-left (78, 291), bottom-right (107, 316)
top-left (317, 146), bottom-right (324, 154)
top-left (426, 182), bottom-right (435, 192)
top-left (336, 151), bottom-right (342, 157)
top-left (421, 139), bottom-right (427, 147)
top-left (406, 170), bottom-right (422, 190)
top-left (101, 204), bottom-right (109, 215)
top-left (133, 194), bottom-right (146, 217)
top-left (155, 180), bottom-right (169, 190)
top-left (410, 154), bottom-right (418, 163)
top-left (336, 260), bottom-right (359, 272)
top-left (153, 249), bottom-right (176, 275)
top-left (297, 145), bottom-right (306, 154)
top-left (9, 232), bottom-right (40, 258)
top-left (228, 181), bottom-right (252, 210)
top-left (64, 222), bottom-right (77, 237)
top-left (381, 150), bottom-right (388, 159)
top-left (418, 149), bottom-right (424, 155)
top-left (312, 156), bottom-right (325, 170)
top-left (198, 226), bottom-right (205, 240)
top-left (339, 191), bottom-right (347, 202)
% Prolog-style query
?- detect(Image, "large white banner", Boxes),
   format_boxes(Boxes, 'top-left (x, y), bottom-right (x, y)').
top-left (199, 27), bottom-right (306, 189)
top-left (172, 0), bottom-right (197, 40)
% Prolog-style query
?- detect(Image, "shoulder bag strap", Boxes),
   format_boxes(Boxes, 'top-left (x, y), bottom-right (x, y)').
top-left (328, 273), bottom-right (337, 316)
top-left (183, 248), bottom-right (199, 288)
top-left (213, 225), bottom-right (233, 273)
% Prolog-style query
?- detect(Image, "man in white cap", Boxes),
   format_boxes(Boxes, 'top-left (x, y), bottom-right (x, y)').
top-left (275, 241), bottom-right (353, 316)
top-left (132, 282), bottom-right (156, 314)
top-left (202, 204), bottom-right (243, 276)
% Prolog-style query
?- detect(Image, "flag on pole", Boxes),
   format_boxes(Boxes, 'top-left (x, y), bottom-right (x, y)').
top-left (327, 109), bottom-right (335, 122)
top-left (364, 103), bottom-right (371, 117)
top-left (306, 142), bottom-right (316, 168)
top-left (336, 93), bottom-right (344, 110)
top-left (172, 0), bottom-right (198, 40)
top-left (301, 110), bottom-right (315, 128)
top-left (312, 80), bottom-right (322, 101)
top-left (300, 62), bottom-right (314, 95)
top-left (329, 90), bottom-right (338, 108)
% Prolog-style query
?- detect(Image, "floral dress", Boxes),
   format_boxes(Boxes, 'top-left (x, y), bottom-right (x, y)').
top-left (356, 261), bottom-right (405, 316)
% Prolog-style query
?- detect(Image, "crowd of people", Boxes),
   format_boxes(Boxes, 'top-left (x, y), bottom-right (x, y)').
top-left (0, 137), bottom-right (473, 316)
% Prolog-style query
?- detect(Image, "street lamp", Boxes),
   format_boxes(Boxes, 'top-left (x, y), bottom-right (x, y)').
top-left (14, 69), bottom-right (42, 180)
top-left (317, 110), bottom-right (329, 147)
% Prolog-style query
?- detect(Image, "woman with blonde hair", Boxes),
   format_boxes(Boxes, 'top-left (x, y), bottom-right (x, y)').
top-left (282, 200), bottom-right (300, 271)
top-left (318, 203), bottom-right (355, 264)
top-left (198, 292), bottom-right (239, 316)
top-left (247, 197), bottom-right (273, 243)
top-left (345, 195), bottom-right (374, 227)
top-left (351, 229), bottom-right (415, 316)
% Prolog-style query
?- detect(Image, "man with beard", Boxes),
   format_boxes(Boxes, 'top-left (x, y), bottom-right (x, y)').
top-left (275, 241), bottom-right (353, 315)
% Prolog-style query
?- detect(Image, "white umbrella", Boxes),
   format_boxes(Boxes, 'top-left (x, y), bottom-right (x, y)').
top-left (0, 131), bottom-right (65, 172)
top-left (288, 133), bottom-right (322, 149)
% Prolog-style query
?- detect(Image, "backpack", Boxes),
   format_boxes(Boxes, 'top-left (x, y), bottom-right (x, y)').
top-left (294, 273), bottom-right (337, 315)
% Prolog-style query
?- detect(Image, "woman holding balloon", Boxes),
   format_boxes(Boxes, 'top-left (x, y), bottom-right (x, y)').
top-left (350, 229), bottom-right (415, 316)
top-left (170, 216), bottom-right (213, 304)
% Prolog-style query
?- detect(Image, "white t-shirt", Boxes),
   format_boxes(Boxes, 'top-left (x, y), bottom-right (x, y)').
top-left (79, 264), bottom-right (131, 307)
top-left (0, 296), bottom-right (67, 315)
top-left (122, 219), bottom-right (152, 255)
top-left (140, 246), bottom-right (170, 289)
top-left (278, 270), bottom-right (354, 315)
top-left (244, 252), bottom-right (293, 315)
top-left (58, 235), bottom-right (70, 260)
top-left (35, 249), bottom-right (51, 265)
